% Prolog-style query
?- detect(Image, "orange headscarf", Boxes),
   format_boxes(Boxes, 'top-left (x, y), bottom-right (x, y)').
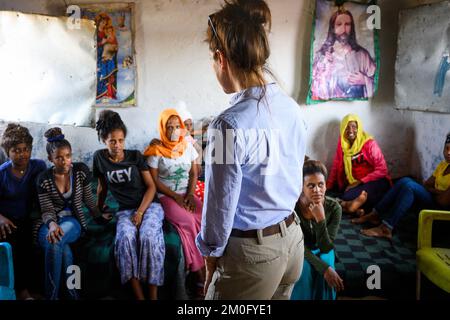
top-left (143, 109), bottom-right (188, 159)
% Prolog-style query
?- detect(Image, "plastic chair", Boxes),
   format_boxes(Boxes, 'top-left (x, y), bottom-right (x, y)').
top-left (0, 242), bottom-right (16, 300)
top-left (416, 210), bottom-right (450, 299)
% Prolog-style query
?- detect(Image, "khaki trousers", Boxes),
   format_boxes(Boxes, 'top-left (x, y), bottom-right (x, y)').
top-left (206, 214), bottom-right (304, 300)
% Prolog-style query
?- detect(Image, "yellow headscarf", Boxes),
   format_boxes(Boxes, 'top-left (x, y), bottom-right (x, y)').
top-left (143, 109), bottom-right (188, 159)
top-left (340, 114), bottom-right (373, 184)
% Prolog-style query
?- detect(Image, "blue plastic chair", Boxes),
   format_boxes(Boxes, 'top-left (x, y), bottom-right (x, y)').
top-left (0, 242), bottom-right (16, 300)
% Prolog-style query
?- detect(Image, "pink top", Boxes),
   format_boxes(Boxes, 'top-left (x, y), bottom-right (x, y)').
top-left (326, 139), bottom-right (391, 191)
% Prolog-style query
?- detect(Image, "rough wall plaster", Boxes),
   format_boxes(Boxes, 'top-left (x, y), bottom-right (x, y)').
top-left (397, 0), bottom-right (450, 180)
top-left (396, 1), bottom-right (450, 112)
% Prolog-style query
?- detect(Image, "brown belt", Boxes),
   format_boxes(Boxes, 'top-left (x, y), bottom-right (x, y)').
top-left (230, 212), bottom-right (296, 238)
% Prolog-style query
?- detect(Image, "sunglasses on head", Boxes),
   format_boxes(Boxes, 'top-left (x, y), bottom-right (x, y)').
top-left (208, 14), bottom-right (223, 51)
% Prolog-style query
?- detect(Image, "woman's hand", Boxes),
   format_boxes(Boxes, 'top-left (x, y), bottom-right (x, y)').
top-left (204, 256), bottom-right (218, 297)
top-left (184, 194), bottom-right (196, 213)
top-left (173, 194), bottom-right (186, 209)
top-left (308, 202), bottom-right (326, 223)
top-left (298, 194), bottom-right (313, 219)
top-left (324, 267), bottom-right (344, 292)
top-left (0, 214), bottom-right (17, 240)
top-left (47, 222), bottom-right (64, 244)
top-left (150, 139), bottom-right (162, 147)
top-left (102, 213), bottom-right (113, 221)
top-left (92, 205), bottom-right (114, 223)
top-left (132, 211), bottom-right (144, 228)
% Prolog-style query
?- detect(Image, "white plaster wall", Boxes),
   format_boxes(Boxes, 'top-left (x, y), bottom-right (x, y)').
top-left (0, 0), bottom-right (447, 180)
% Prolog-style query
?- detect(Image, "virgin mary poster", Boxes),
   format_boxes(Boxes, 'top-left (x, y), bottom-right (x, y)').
top-left (81, 3), bottom-right (136, 107)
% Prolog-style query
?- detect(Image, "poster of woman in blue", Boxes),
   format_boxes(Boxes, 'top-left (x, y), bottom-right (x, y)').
top-left (82, 4), bottom-right (136, 106)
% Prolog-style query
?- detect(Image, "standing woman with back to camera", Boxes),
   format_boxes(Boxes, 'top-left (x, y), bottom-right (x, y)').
top-left (196, 0), bottom-right (307, 300)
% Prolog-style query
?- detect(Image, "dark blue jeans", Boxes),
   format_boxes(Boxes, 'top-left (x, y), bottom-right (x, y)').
top-left (374, 177), bottom-right (435, 230)
top-left (38, 216), bottom-right (81, 300)
top-left (341, 178), bottom-right (391, 211)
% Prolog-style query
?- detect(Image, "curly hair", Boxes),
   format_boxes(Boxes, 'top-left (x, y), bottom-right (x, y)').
top-left (1, 123), bottom-right (33, 153)
top-left (44, 127), bottom-right (71, 156)
top-left (95, 110), bottom-right (127, 141)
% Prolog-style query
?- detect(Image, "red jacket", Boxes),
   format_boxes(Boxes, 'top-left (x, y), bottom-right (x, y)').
top-left (326, 138), bottom-right (391, 191)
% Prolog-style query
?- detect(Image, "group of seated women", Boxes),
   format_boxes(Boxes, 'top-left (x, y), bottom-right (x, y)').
top-left (327, 114), bottom-right (450, 241)
top-left (291, 113), bottom-right (450, 300)
top-left (1, 111), bottom-right (449, 301)
top-left (0, 108), bottom-right (205, 300)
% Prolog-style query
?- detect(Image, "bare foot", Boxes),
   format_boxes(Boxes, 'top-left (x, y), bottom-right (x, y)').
top-left (351, 211), bottom-right (380, 225)
top-left (360, 224), bottom-right (392, 240)
top-left (343, 191), bottom-right (368, 213)
top-left (340, 200), bottom-right (350, 213)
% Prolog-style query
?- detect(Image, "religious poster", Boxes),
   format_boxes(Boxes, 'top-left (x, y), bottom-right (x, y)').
top-left (307, 0), bottom-right (380, 104)
top-left (80, 3), bottom-right (136, 107)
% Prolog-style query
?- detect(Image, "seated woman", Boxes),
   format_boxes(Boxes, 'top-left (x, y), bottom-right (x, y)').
top-left (354, 134), bottom-right (450, 240)
top-left (35, 128), bottom-right (109, 300)
top-left (0, 124), bottom-right (46, 300)
top-left (327, 114), bottom-right (391, 215)
top-left (150, 103), bottom-right (202, 159)
top-left (93, 110), bottom-right (165, 300)
top-left (144, 109), bottom-right (205, 297)
top-left (176, 103), bottom-right (197, 145)
top-left (150, 103), bottom-right (205, 202)
top-left (291, 160), bottom-right (344, 300)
